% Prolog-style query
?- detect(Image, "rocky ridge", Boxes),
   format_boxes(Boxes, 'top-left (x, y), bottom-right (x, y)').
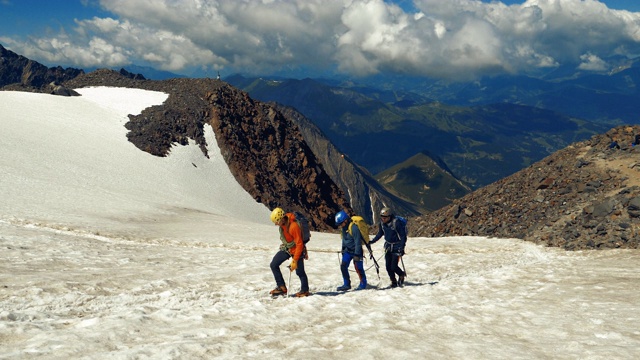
top-left (1, 44), bottom-right (83, 95)
top-left (206, 85), bottom-right (350, 229)
top-left (412, 126), bottom-right (640, 249)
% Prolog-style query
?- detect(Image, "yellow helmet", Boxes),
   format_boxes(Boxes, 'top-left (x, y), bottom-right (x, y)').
top-left (270, 207), bottom-right (286, 224)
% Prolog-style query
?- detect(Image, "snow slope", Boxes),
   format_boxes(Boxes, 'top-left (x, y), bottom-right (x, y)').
top-left (1, 88), bottom-right (639, 359)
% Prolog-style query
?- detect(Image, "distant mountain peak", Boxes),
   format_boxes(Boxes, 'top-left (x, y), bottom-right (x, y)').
top-left (375, 151), bottom-right (471, 212)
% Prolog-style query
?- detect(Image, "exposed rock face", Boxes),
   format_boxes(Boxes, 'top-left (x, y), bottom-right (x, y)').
top-left (64, 69), bottom-right (350, 230)
top-left (0, 44), bottom-right (84, 94)
top-left (412, 126), bottom-right (640, 250)
top-left (208, 87), bottom-right (350, 229)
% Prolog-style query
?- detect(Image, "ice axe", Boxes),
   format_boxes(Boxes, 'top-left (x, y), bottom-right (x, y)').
top-left (366, 243), bottom-right (380, 280)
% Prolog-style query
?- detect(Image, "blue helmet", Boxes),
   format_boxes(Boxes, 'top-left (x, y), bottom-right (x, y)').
top-left (335, 210), bottom-right (349, 225)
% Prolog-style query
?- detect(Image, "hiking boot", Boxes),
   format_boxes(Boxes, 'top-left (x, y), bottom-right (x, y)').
top-left (336, 284), bottom-right (351, 291)
top-left (356, 282), bottom-right (367, 290)
top-left (269, 285), bottom-right (287, 296)
top-left (294, 291), bottom-right (311, 297)
top-left (398, 275), bottom-right (405, 286)
top-left (390, 281), bottom-right (398, 288)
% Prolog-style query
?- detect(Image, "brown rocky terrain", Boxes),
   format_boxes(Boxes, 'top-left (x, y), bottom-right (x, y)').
top-left (206, 85), bottom-right (350, 229)
top-left (412, 126), bottom-right (640, 249)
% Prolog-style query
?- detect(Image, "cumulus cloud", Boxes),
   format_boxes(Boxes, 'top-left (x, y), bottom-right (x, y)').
top-left (578, 52), bottom-right (609, 71)
top-left (95, 0), bottom-right (346, 73)
top-left (4, 0), bottom-right (640, 80)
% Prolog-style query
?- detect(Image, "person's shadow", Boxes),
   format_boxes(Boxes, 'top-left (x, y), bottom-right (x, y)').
top-left (313, 281), bottom-right (438, 296)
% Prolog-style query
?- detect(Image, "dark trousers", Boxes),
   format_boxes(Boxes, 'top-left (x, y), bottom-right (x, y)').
top-left (384, 251), bottom-right (405, 283)
top-left (340, 252), bottom-right (366, 286)
top-left (270, 250), bottom-right (308, 292)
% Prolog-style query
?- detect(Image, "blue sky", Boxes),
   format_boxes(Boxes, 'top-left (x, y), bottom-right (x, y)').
top-left (0, 1), bottom-right (106, 36)
top-left (2, 0), bottom-right (640, 80)
top-left (497, 0), bottom-right (640, 11)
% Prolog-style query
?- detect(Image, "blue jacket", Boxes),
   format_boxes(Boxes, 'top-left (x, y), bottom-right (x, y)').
top-left (370, 216), bottom-right (406, 253)
top-left (341, 222), bottom-right (364, 257)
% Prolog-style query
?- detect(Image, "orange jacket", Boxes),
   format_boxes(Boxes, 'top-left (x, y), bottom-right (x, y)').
top-left (279, 213), bottom-right (305, 262)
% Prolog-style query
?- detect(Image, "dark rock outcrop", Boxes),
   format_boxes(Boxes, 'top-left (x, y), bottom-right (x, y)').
top-left (412, 126), bottom-right (640, 249)
top-left (0, 44), bottom-right (84, 94)
top-left (118, 68), bottom-right (146, 80)
top-left (208, 87), bottom-right (350, 229)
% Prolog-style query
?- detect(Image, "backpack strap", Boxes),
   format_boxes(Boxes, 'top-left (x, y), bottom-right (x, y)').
top-left (279, 226), bottom-right (295, 252)
top-left (393, 217), bottom-right (400, 239)
top-left (347, 221), bottom-right (355, 237)
top-left (381, 217), bottom-right (401, 244)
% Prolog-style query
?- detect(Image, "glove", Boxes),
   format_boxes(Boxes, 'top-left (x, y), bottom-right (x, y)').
top-left (353, 256), bottom-right (361, 262)
top-left (289, 260), bottom-right (297, 271)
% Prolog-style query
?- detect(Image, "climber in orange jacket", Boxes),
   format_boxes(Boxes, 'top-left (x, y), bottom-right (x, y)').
top-left (269, 208), bottom-right (309, 297)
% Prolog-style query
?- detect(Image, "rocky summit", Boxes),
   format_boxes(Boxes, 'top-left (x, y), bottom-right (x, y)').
top-left (412, 126), bottom-right (640, 250)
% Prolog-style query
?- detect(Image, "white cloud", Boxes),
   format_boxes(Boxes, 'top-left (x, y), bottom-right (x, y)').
top-left (4, 0), bottom-right (640, 79)
top-left (336, 0), bottom-right (415, 76)
top-left (578, 52), bottom-right (609, 71)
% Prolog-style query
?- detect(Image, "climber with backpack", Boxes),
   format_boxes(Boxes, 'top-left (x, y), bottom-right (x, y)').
top-left (335, 210), bottom-right (367, 291)
top-left (369, 207), bottom-right (407, 288)
top-left (268, 207), bottom-right (311, 297)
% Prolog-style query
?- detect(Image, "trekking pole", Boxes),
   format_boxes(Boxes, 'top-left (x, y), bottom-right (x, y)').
top-left (400, 256), bottom-right (407, 278)
top-left (287, 265), bottom-right (292, 298)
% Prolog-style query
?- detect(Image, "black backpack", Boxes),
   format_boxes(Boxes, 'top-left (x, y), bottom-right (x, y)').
top-left (381, 216), bottom-right (408, 241)
top-left (293, 211), bottom-right (311, 244)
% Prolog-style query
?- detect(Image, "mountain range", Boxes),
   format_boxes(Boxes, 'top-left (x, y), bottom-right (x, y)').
top-left (1, 43), bottom-right (639, 247)
top-left (3, 41), bottom-right (622, 214)
top-left (224, 75), bottom-right (610, 190)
